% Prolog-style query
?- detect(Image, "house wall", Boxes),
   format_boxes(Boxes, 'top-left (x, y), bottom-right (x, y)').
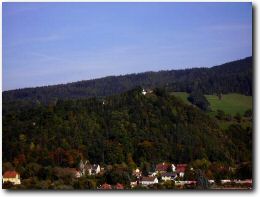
top-left (96, 166), bottom-right (101, 174)
top-left (141, 178), bottom-right (158, 185)
top-left (3, 177), bottom-right (21, 185)
top-left (171, 165), bottom-right (176, 172)
top-left (179, 172), bottom-right (185, 177)
top-left (162, 176), bottom-right (172, 181)
top-left (141, 181), bottom-right (154, 185)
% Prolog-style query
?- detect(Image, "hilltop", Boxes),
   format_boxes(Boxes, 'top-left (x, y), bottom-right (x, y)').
top-left (3, 56), bottom-right (252, 105)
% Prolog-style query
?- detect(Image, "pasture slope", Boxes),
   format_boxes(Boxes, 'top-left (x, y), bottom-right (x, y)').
top-left (171, 92), bottom-right (252, 116)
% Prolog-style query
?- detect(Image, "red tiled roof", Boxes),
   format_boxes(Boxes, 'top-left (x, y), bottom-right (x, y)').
top-left (161, 172), bottom-right (177, 177)
top-left (156, 163), bottom-right (170, 171)
top-left (176, 164), bottom-right (187, 173)
top-left (100, 183), bottom-right (112, 190)
top-left (3, 171), bottom-right (18, 178)
top-left (115, 183), bottom-right (124, 189)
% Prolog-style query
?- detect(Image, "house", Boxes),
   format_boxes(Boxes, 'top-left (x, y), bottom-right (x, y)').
top-left (79, 160), bottom-right (100, 176)
top-left (156, 162), bottom-right (175, 174)
top-left (176, 164), bottom-right (187, 177)
top-left (161, 172), bottom-right (177, 181)
top-left (79, 160), bottom-right (88, 175)
top-left (185, 180), bottom-right (197, 186)
top-left (234, 179), bottom-right (252, 184)
top-left (132, 168), bottom-right (142, 178)
top-left (171, 164), bottom-right (176, 172)
top-left (85, 164), bottom-right (92, 175)
top-left (208, 180), bottom-right (215, 184)
top-left (221, 179), bottom-right (231, 184)
top-left (142, 88), bottom-right (153, 95)
top-left (73, 169), bottom-right (81, 178)
top-left (130, 177), bottom-right (140, 188)
top-left (175, 180), bottom-right (197, 186)
top-left (91, 164), bottom-right (101, 175)
top-left (3, 171), bottom-right (21, 185)
top-left (174, 180), bottom-right (186, 186)
top-left (234, 179), bottom-right (252, 187)
top-left (100, 183), bottom-right (112, 190)
top-left (130, 181), bottom-right (138, 188)
top-left (114, 183), bottom-right (124, 190)
top-left (156, 162), bottom-right (169, 173)
top-left (140, 176), bottom-right (158, 186)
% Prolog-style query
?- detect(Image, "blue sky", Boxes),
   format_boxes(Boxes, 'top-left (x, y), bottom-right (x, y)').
top-left (3, 2), bottom-right (252, 90)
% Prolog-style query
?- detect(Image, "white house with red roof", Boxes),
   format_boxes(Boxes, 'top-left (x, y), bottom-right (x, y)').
top-left (3, 171), bottom-right (21, 185)
top-left (140, 176), bottom-right (158, 186)
top-left (155, 162), bottom-right (176, 174)
top-left (176, 164), bottom-right (187, 177)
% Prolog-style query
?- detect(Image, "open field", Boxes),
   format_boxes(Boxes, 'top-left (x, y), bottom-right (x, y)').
top-left (171, 92), bottom-right (252, 116)
top-left (205, 93), bottom-right (252, 116)
top-left (170, 92), bottom-right (190, 104)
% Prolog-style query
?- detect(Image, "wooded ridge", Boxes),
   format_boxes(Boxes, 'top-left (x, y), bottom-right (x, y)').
top-left (3, 56), bottom-right (252, 105)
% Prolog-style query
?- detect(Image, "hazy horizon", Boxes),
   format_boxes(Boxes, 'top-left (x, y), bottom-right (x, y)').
top-left (3, 2), bottom-right (252, 91)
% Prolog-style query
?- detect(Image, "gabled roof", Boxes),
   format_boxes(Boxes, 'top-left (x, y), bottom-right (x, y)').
top-left (176, 164), bottom-right (187, 173)
top-left (156, 162), bottom-right (170, 171)
top-left (3, 171), bottom-right (19, 178)
top-left (92, 164), bottom-right (99, 170)
top-left (161, 172), bottom-right (177, 177)
top-left (85, 164), bottom-right (99, 171)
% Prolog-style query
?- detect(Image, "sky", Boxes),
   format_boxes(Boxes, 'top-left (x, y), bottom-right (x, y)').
top-left (3, 2), bottom-right (252, 91)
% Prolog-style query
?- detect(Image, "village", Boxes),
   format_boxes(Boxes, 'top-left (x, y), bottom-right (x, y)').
top-left (2, 160), bottom-right (252, 189)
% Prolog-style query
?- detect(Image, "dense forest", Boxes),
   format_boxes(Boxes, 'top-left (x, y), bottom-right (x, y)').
top-left (3, 87), bottom-right (252, 169)
top-left (3, 57), bottom-right (252, 106)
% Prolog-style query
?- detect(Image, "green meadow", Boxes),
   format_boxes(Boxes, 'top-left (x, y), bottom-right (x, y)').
top-left (205, 93), bottom-right (252, 116)
top-left (171, 92), bottom-right (190, 104)
top-left (171, 92), bottom-right (253, 116)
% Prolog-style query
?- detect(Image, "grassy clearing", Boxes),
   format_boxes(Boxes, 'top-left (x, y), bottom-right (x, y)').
top-left (205, 94), bottom-right (252, 116)
top-left (171, 92), bottom-right (252, 116)
top-left (170, 92), bottom-right (190, 104)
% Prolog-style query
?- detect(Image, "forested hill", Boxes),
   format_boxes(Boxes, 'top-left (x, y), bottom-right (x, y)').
top-left (3, 56), bottom-right (252, 104)
top-left (2, 87), bottom-right (252, 167)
